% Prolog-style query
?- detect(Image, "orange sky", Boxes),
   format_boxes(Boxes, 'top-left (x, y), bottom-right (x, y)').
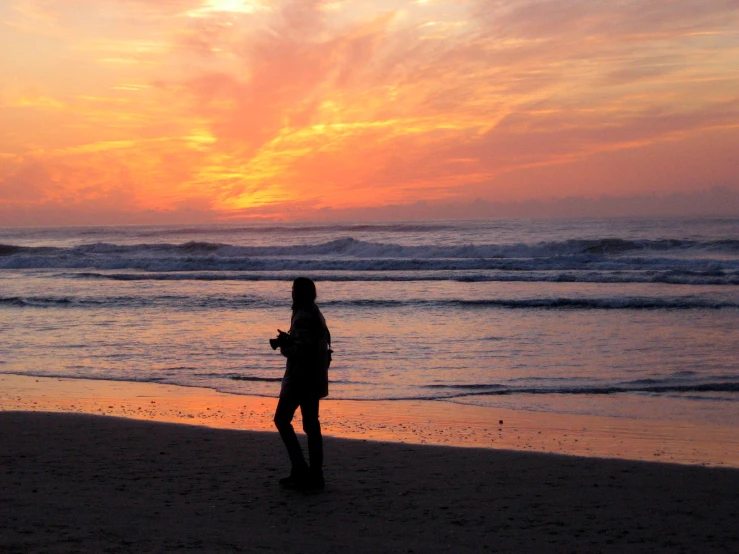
top-left (1, 0), bottom-right (738, 224)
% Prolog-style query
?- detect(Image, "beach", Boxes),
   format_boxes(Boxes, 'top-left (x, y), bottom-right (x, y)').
top-left (3, 375), bottom-right (739, 552)
top-left (3, 410), bottom-right (739, 553)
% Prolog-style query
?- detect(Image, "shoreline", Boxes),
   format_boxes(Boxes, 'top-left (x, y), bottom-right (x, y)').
top-left (2, 373), bottom-right (738, 468)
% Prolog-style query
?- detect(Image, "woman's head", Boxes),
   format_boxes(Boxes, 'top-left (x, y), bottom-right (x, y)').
top-left (292, 277), bottom-right (317, 309)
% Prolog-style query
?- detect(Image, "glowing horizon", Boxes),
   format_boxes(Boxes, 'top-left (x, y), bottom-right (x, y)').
top-left (1, 0), bottom-right (739, 224)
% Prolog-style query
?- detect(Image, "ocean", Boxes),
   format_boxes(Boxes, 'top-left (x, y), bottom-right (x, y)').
top-left (1, 218), bottom-right (737, 427)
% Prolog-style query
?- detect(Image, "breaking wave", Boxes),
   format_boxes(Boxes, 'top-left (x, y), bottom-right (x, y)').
top-left (2, 236), bottom-right (739, 262)
top-left (1, 237), bottom-right (738, 286)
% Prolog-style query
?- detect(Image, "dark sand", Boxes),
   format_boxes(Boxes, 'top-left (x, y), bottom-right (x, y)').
top-left (2, 412), bottom-right (738, 553)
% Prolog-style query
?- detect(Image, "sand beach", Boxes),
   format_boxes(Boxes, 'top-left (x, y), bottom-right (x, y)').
top-left (2, 375), bottom-right (739, 552)
top-left (2, 411), bottom-right (739, 553)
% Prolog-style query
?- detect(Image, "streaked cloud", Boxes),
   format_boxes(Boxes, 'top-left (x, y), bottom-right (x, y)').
top-left (1, 0), bottom-right (738, 223)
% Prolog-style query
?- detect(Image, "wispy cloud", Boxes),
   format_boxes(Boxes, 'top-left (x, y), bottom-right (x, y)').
top-left (1, 0), bottom-right (738, 221)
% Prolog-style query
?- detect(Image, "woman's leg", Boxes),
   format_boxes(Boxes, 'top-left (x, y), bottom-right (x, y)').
top-left (274, 394), bottom-right (308, 473)
top-left (300, 397), bottom-right (323, 475)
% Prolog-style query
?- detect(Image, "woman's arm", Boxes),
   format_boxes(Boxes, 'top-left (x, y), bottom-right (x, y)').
top-left (279, 310), bottom-right (321, 359)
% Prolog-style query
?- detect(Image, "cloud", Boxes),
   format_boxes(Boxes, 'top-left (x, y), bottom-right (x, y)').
top-left (0, 158), bottom-right (54, 202)
top-left (2, 0), bottom-right (739, 224)
top-left (475, 0), bottom-right (739, 41)
top-left (0, 153), bottom-right (220, 226)
top-left (298, 187), bottom-right (739, 221)
top-left (178, 3), bottom-right (395, 147)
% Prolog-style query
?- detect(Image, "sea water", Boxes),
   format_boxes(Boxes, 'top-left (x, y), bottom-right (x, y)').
top-left (0, 218), bottom-right (737, 426)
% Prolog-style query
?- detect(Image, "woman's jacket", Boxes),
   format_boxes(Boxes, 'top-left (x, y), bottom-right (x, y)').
top-left (280, 303), bottom-right (330, 399)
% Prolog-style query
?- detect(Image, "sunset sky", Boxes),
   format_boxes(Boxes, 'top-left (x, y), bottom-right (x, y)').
top-left (1, 0), bottom-right (738, 224)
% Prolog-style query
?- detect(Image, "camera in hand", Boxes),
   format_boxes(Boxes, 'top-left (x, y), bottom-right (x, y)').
top-left (269, 330), bottom-right (290, 350)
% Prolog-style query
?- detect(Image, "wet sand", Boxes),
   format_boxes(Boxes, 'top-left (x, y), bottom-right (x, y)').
top-left (1, 374), bottom-right (738, 468)
top-left (2, 411), bottom-right (738, 553)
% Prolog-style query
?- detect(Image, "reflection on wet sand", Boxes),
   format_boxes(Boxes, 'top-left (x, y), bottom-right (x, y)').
top-left (1, 374), bottom-right (737, 468)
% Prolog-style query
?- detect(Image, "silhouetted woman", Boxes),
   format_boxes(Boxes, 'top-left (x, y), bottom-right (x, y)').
top-left (272, 277), bottom-right (331, 490)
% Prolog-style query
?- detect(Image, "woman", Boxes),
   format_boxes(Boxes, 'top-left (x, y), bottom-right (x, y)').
top-left (272, 277), bottom-right (331, 490)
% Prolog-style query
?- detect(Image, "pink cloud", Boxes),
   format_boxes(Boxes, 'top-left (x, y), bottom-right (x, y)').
top-left (176, 3), bottom-right (395, 155)
top-left (0, 158), bottom-right (55, 202)
top-left (3, 0), bottom-right (739, 223)
top-left (476, 0), bottom-right (739, 41)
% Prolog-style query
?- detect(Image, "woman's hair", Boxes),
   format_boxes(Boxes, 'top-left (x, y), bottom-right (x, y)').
top-left (292, 277), bottom-right (317, 309)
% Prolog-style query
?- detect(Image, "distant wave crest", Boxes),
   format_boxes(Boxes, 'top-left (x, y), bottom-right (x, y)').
top-left (3, 295), bottom-right (737, 310)
top-left (52, 269), bottom-right (739, 285)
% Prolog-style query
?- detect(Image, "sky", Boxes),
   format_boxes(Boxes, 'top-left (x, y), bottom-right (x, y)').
top-left (1, 0), bottom-right (738, 225)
